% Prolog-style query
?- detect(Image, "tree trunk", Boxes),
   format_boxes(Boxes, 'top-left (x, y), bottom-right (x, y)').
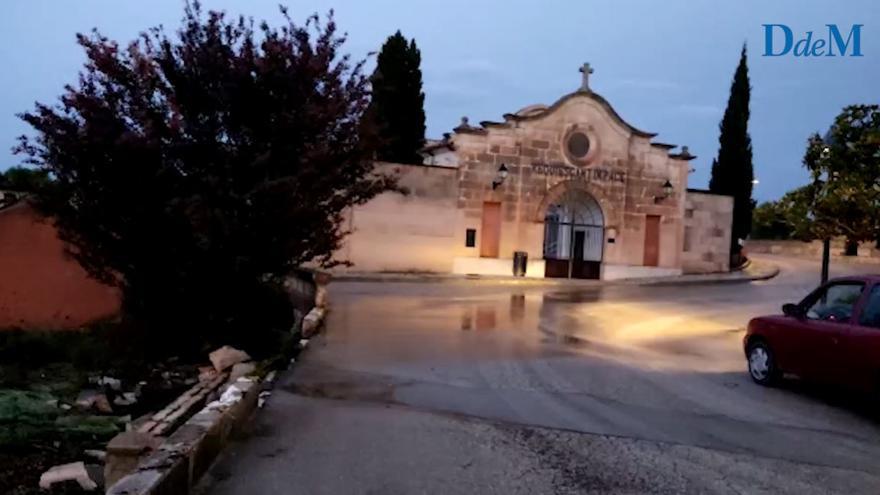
top-left (845, 239), bottom-right (859, 257)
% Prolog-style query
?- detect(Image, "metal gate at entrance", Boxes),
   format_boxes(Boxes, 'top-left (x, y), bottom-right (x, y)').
top-left (542, 189), bottom-right (604, 279)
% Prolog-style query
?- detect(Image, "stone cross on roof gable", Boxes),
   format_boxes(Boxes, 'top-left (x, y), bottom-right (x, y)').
top-left (579, 62), bottom-right (594, 91)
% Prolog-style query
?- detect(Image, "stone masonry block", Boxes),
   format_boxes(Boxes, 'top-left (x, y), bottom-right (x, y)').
top-left (476, 153), bottom-right (494, 163)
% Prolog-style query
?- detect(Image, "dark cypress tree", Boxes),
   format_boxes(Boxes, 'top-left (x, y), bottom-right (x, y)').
top-left (709, 45), bottom-right (754, 259)
top-left (366, 31), bottom-right (426, 164)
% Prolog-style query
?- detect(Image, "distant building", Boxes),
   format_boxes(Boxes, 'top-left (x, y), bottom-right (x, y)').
top-left (0, 197), bottom-right (119, 329)
top-left (337, 64), bottom-right (733, 279)
top-left (419, 135), bottom-right (458, 167)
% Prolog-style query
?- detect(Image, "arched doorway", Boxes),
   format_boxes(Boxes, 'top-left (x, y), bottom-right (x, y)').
top-left (542, 189), bottom-right (604, 279)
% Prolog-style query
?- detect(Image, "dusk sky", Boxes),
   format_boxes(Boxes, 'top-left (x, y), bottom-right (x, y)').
top-left (1, 1), bottom-right (876, 202)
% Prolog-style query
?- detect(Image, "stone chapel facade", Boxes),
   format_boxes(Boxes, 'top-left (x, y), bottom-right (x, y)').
top-left (337, 65), bottom-right (733, 280)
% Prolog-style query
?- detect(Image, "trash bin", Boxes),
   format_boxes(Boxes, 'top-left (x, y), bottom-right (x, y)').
top-left (512, 251), bottom-right (528, 277)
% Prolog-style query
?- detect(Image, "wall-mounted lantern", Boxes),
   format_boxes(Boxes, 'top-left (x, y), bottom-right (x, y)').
top-left (492, 163), bottom-right (509, 190)
top-left (654, 179), bottom-right (674, 203)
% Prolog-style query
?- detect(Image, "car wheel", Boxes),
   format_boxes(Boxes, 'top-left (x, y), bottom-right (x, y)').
top-left (747, 341), bottom-right (779, 386)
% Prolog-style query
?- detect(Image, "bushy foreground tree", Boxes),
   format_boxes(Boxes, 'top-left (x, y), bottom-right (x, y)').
top-left (16, 2), bottom-right (392, 354)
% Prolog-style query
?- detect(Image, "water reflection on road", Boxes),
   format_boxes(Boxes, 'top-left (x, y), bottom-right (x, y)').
top-left (204, 256), bottom-right (880, 495)
top-left (340, 279), bottom-right (751, 375)
top-left (307, 255), bottom-right (880, 474)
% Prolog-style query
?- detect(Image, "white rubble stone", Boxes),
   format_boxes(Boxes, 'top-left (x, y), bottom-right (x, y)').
top-left (76, 390), bottom-right (113, 414)
top-left (315, 285), bottom-right (329, 308)
top-left (113, 392), bottom-right (137, 407)
top-left (209, 345), bottom-right (251, 372)
top-left (301, 307), bottom-right (325, 337)
top-left (39, 461), bottom-right (98, 491)
top-left (206, 383), bottom-right (245, 412)
top-left (198, 365), bottom-right (218, 382)
top-left (228, 362), bottom-right (257, 382)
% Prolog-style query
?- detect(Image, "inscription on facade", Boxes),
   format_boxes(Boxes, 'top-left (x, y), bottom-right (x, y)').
top-left (531, 163), bottom-right (626, 183)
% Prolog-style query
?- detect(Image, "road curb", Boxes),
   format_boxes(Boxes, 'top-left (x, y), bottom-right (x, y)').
top-left (106, 376), bottom-right (262, 495)
top-left (105, 284), bottom-right (328, 495)
top-left (642, 265), bottom-right (780, 286)
top-left (332, 263), bottom-right (781, 287)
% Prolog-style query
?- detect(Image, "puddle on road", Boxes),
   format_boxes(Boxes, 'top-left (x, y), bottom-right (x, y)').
top-left (329, 284), bottom-right (748, 373)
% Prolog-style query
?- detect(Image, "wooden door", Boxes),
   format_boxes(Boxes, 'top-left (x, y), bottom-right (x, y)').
top-left (643, 215), bottom-right (661, 267)
top-left (480, 202), bottom-right (501, 258)
top-left (572, 231), bottom-right (585, 262)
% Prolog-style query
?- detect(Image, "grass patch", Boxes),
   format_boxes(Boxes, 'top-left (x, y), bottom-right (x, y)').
top-left (0, 322), bottom-right (201, 493)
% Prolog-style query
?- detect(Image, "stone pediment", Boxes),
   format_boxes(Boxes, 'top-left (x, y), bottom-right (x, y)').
top-left (503, 90), bottom-right (656, 138)
top-left (453, 64), bottom-right (695, 164)
top-left (455, 89), bottom-right (656, 140)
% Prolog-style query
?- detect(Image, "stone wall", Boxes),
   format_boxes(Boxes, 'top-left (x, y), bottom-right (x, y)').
top-left (337, 162), bottom-right (459, 273)
top-left (336, 90), bottom-right (719, 279)
top-left (682, 190), bottom-right (733, 274)
top-left (451, 92), bottom-right (689, 269)
top-left (746, 239), bottom-right (880, 264)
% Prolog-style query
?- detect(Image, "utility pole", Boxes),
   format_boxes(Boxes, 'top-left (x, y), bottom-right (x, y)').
top-left (818, 132), bottom-right (834, 286)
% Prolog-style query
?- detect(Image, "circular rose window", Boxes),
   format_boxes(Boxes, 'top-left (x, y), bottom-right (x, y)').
top-left (566, 132), bottom-right (591, 160)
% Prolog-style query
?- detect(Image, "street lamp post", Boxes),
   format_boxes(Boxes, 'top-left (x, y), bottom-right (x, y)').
top-left (819, 139), bottom-right (833, 285)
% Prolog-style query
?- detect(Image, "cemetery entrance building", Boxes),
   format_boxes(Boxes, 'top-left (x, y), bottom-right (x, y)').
top-left (336, 64), bottom-right (735, 280)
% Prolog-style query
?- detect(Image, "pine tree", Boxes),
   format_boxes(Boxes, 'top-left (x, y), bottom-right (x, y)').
top-left (366, 31), bottom-right (426, 164)
top-left (709, 45), bottom-right (754, 259)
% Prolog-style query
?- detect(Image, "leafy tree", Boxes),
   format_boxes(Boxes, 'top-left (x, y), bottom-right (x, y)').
top-left (709, 45), bottom-right (754, 258)
top-left (751, 200), bottom-right (790, 240)
top-left (15, 2), bottom-right (392, 354)
top-left (802, 104), bottom-right (880, 255)
top-left (365, 31), bottom-right (426, 164)
top-left (0, 166), bottom-right (51, 193)
top-left (776, 185), bottom-right (818, 241)
top-left (751, 185), bottom-right (817, 241)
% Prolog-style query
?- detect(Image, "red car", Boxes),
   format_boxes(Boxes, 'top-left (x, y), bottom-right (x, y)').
top-left (744, 275), bottom-right (880, 390)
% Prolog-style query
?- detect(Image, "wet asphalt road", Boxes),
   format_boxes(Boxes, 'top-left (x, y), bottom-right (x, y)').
top-left (204, 255), bottom-right (880, 494)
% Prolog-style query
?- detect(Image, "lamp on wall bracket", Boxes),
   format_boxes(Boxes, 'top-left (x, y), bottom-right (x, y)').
top-left (492, 163), bottom-right (509, 190)
top-left (654, 179), bottom-right (674, 203)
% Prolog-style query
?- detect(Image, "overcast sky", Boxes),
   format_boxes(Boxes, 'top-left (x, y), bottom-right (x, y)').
top-left (1, 0), bottom-right (876, 201)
